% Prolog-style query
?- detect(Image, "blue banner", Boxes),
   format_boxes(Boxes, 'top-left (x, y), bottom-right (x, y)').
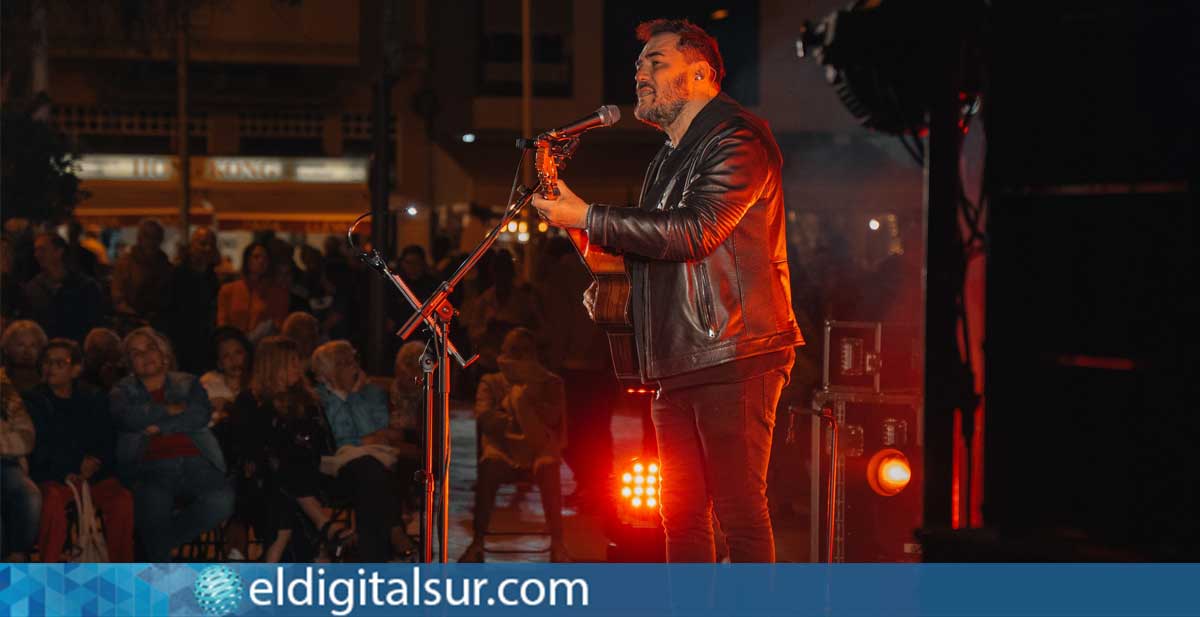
top-left (1, 563), bottom-right (1198, 616)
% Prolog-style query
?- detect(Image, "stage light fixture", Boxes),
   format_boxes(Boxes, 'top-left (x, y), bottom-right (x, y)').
top-left (796, 0), bottom-right (982, 136)
top-left (867, 448), bottom-right (912, 496)
top-left (609, 456), bottom-right (667, 561)
top-left (869, 218), bottom-right (881, 230)
top-left (618, 457), bottom-right (663, 525)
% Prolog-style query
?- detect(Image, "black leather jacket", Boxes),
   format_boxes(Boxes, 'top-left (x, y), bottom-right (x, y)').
top-left (587, 93), bottom-right (804, 381)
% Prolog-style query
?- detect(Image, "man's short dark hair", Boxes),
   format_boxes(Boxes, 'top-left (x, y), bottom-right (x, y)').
top-left (636, 18), bottom-right (726, 87)
top-left (41, 338), bottom-right (83, 367)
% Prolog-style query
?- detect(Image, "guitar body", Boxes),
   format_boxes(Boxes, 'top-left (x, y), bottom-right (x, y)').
top-left (566, 227), bottom-right (639, 381)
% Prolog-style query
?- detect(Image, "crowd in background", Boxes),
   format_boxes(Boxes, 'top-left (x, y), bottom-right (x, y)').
top-left (1, 210), bottom-right (914, 563)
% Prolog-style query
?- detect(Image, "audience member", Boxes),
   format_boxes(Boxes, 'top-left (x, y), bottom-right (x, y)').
top-left (199, 327), bottom-right (252, 429)
top-left (312, 340), bottom-right (415, 561)
top-left (0, 370), bottom-right (40, 561)
top-left (64, 219), bottom-right (102, 281)
top-left (461, 249), bottom-right (541, 375)
top-left (295, 245), bottom-right (339, 335)
top-left (24, 339), bottom-right (134, 562)
top-left (217, 242), bottom-right (289, 342)
top-left (3, 218), bottom-right (40, 284)
top-left (459, 328), bottom-right (569, 562)
top-left (2, 320), bottom-right (48, 392)
top-left (229, 337), bottom-right (347, 562)
top-left (389, 341), bottom-right (426, 434)
top-left (320, 236), bottom-right (352, 342)
top-left (111, 220), bottom-right (173, 330)
top-left (167, 227), bottom-right (221, 373)
top-left (265, 238), bottom-right (306, 312)
top-left (81, 328), bottom-right (128, 392)
top-left (109, 327), bottom-right (234, 561)
top-left (281, 312), bottom-right (321, 365)
top-left (1, 236), bottom-right (29, 328)
top-left (24, 232), bottom-right (107, 341)
top-left (388, 246), bottom-right (438, 350)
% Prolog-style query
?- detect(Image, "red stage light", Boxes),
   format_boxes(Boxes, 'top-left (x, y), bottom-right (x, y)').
top-left (617, 457), bottom-right (663, 524)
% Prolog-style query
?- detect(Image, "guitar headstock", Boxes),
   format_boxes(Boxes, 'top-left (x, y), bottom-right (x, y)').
top-left (533, 138), bottom-right (580, 200)
top-left (534, 140), bottom-right (560, 200)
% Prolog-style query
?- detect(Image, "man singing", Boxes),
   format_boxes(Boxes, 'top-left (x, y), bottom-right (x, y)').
top-left (532, 19), bottom-right (803, 562)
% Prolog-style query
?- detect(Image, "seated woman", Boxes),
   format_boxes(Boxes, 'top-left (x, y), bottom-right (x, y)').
top-left (459, 327), bottom-right (569, 562)
top-left (25, 338), bottom-right (134, 562)
top-left (312, 340), bottom-right (414, 562)
top-left (229, 336), bottom-right (348, 562)
top-left (2, 320), bottom-right (48, 393)
top-left (109, 327), bottom-right (234, 562)
top-left (199, 327), bottom-right (253, 427)
top-left (199, 327), bottom-right (254, 559)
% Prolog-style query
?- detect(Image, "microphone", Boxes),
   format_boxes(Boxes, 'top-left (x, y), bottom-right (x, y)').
top-left (538, 105), bottom-right (621, 140)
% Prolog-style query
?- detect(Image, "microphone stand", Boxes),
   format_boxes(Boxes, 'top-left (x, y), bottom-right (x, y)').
top-left (356, 248), bottom-right (474, 563)
top-left (363, 182), bottom-right (540, 562)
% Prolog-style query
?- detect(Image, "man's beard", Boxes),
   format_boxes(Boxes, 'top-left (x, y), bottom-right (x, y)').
top-left (635, 73), bottom-right (689, 131)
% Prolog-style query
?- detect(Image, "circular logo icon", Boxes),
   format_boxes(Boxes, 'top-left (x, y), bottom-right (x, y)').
top-left (193, 565), bottom-right (243, 617)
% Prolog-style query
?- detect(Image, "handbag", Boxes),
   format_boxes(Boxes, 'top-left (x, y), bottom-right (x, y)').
top-left (66, 481), bottom-right (111, 563)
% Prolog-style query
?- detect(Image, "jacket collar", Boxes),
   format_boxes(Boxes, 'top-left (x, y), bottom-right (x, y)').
top-left (670, 92), bottom-right (739, 152)
top-left (640, 92), bottom-right (742, 212)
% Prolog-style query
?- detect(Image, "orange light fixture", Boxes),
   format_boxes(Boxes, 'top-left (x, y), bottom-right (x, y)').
top-left (867, 448), bottom-right (912, 496)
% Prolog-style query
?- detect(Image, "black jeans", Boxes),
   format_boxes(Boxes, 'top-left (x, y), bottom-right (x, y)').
top-left (651, 370), bottom-right (787, 562)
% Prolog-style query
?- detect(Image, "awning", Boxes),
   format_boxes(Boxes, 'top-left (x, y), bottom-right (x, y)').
top-left (74, 185), bottom-right (368, 233)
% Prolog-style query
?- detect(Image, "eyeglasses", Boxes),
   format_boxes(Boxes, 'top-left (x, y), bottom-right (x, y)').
top-left (42, 358), bottom-right (73, 368)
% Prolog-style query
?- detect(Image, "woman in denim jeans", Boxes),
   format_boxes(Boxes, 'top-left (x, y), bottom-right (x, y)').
top-left (110, 327), bottom-right (234, 561)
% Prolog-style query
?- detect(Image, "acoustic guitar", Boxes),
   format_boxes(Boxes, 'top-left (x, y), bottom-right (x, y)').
top-left (534, 139), bottom-right (639, 381)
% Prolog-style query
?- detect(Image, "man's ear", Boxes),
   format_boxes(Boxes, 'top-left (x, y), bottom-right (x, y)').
top-left (70, 364), bottom-right (83, 380)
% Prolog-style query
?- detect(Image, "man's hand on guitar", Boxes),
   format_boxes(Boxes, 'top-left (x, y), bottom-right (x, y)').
top-left (532, 180), bottom-right (589, 229)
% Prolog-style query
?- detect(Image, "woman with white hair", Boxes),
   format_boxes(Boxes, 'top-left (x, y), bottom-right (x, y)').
top-left (109, 327), bottom-right (234, 561)
top-left (312, 340), bottom-right (414, 561)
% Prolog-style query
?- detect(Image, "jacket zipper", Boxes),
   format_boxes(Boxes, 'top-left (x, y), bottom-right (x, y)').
top-left (641, 262), bottom-right (652, 379)
top-left (695, 262), bottom-right (717, 338)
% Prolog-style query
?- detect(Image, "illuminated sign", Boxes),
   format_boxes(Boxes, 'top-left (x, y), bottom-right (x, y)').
top-left (205, 157), bottom-right (285, 182)
top-left (75, 155), bottom-right (367, 184)
top-left (76, 155), bottom-right (175, 181)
